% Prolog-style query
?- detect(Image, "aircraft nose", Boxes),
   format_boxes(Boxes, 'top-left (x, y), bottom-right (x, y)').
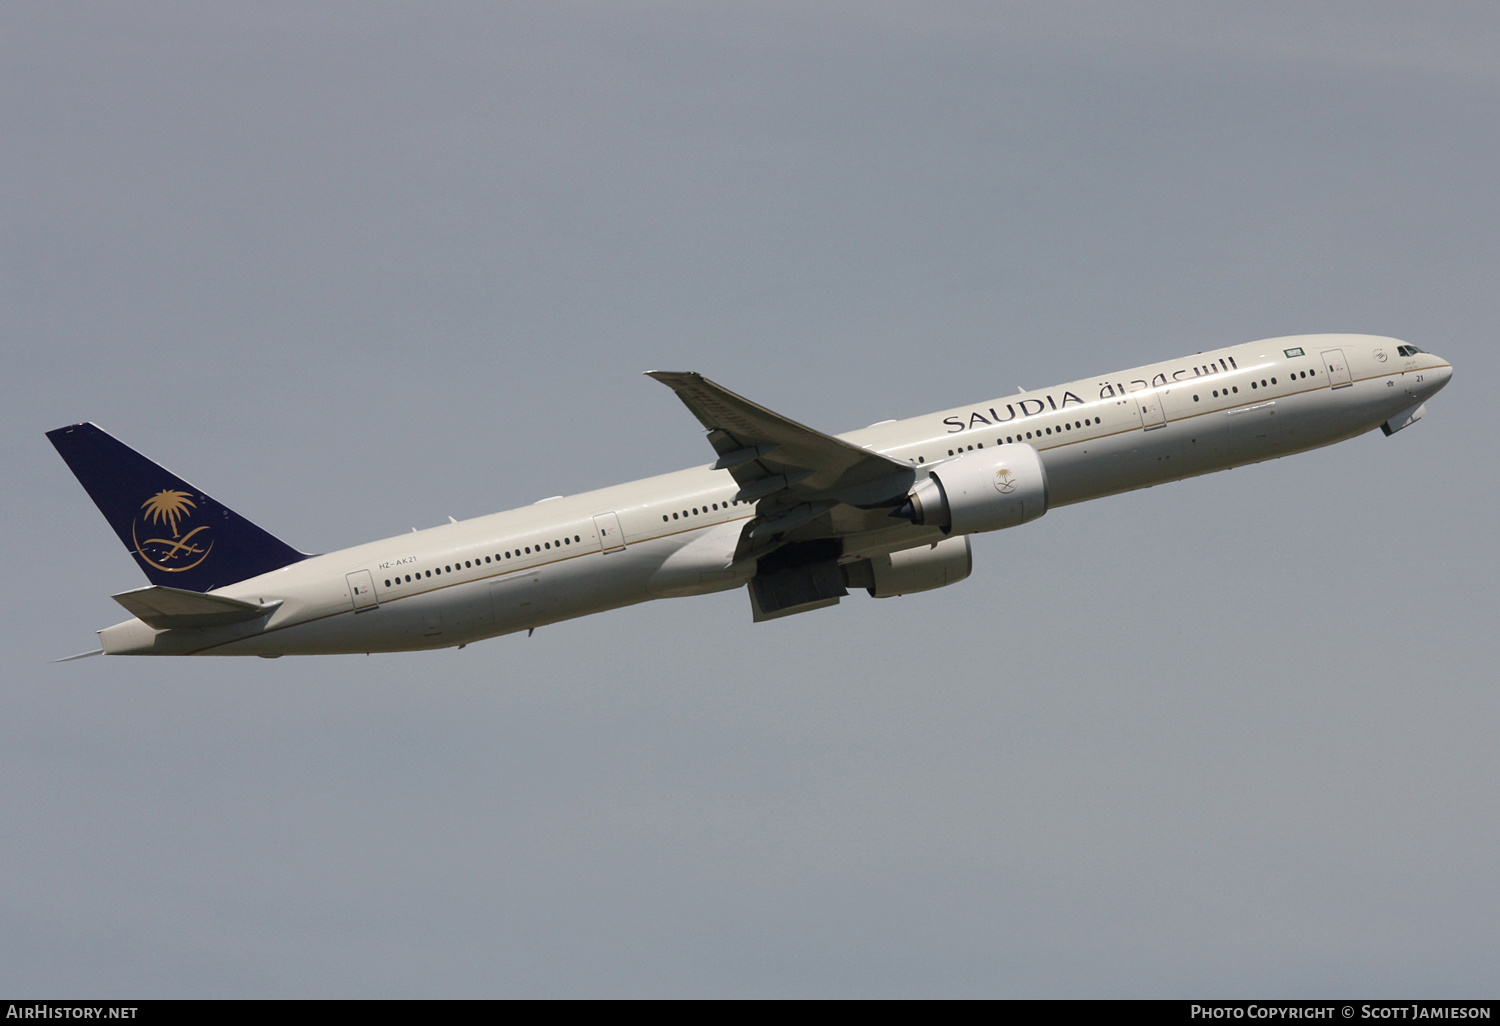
top-left (1432, 361), bottom-right (1454, 391)
top-left (1422, 360), bottom-right (1454, 400)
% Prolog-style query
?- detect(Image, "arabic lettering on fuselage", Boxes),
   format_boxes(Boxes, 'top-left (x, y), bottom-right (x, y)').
top-left (942, 355), bottom-right (1239, 433)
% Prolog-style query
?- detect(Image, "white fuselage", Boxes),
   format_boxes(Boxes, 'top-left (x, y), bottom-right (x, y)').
top-left (97, 334), bottom-right (1452, 656)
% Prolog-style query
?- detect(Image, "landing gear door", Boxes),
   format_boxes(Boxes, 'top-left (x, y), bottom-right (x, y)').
top-left (1321, 349), bottom-right (1353, 389)
top-left (1136, 392), bottom-right (1167, 430)
top-left (346, 569), bottom-right (378, 611)
top-left (593, 511), bottom-right (626, 553)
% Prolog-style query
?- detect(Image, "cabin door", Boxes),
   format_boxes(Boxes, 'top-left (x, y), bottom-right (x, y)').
top-left (593, 512), bottom-right (626, 553)
top-left (346, 570), bottom-right (378, 611)
top-left (1136, 392), bottom-right (1167, 430)
top-left (1321, 349), bottom-right (1353, 389)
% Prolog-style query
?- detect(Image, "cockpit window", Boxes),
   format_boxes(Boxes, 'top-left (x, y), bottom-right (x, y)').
top-left (1396, 345), bottom-right (1425, 356)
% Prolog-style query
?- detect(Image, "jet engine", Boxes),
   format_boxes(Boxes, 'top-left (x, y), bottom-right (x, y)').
top-left (893, 443), bottom-right (1048, 534)
top-left (844, 535), bottom-right (973, 598)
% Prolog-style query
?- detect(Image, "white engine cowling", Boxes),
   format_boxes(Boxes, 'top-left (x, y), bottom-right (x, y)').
top-left (901, 443), bottom-right (1048, 534)
top-left (863, 535), bottom-right (973, 598)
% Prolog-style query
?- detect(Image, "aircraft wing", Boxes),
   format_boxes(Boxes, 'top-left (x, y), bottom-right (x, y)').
top-left (646, 371), bottom-right (915, 555)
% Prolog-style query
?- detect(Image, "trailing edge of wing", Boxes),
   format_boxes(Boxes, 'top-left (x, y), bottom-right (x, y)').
top-left (111, 585), bottom-right (281, 630)
top-left (644, 371), bottom-right (913, 509)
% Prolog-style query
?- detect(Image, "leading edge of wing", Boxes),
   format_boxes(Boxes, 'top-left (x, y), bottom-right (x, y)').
top-left (644, 371), bottom-right (914, 509)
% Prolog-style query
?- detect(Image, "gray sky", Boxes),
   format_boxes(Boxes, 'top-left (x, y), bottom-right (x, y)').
top-left (4, 2), bottom-right (1497, 997)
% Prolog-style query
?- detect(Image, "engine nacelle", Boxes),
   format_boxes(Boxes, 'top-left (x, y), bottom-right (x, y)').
top-left (848, 535), bottom-right (973, 598)
top-left (898, 443), bottom-right (1048, 534)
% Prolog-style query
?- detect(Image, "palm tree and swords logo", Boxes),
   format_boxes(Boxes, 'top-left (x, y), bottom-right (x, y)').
top-left (132, 489), bottom-right (213, 572)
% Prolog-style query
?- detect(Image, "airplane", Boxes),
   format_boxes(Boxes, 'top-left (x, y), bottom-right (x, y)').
top-left (49, 334), bottom-right (1451, 658)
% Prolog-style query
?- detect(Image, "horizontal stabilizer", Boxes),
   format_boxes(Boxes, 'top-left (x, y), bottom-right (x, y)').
top-left (111, 585), bottom-right (280, 630)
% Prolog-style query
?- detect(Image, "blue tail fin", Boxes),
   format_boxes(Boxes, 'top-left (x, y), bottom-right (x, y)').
top-left (48, 423), bottom-right (310, 592)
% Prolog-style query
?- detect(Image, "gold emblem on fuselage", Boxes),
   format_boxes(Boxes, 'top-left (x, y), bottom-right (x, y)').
top-left (132, 489), bottom-right (213, 572)
top-left (994, 468), bottom-right (1017, 494)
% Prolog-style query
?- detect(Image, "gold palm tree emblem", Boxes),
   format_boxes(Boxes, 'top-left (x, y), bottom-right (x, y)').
top-left (141, 490), bottom-right (197, 538)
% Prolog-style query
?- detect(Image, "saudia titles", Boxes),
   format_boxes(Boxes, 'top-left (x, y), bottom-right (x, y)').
top-left (942, 356), bottom-right (1241, 433)
top-left (131, 489), bottom-right (213, 572)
